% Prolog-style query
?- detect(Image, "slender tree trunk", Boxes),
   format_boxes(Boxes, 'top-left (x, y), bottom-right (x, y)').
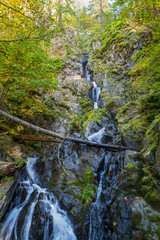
top-left (100, 0), bottom-right (104, 30)
top-left (0, 109), bottom-right (139, 152)
top-left (58, 0), bottom-right (63, 28)
top-left (153, 4), bottom-right (160, 18)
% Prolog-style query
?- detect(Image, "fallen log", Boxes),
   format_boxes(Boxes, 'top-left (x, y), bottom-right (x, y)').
top-left (13, 134), bottom-right (61, 142)
top-left (0, 110), bottom-right (139, 152)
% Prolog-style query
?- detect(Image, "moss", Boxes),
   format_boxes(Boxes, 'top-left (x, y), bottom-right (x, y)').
top-left (80, 98), bottom-right (93, 114)
top-left (103, 93), bottom-right (123, 110)
top-left (142, 175), bottom-right (153, 185)
top-left (145, 113), bottom-right (160, 155)
top-left (144, 191), bottom-right (160, 210)
top-left (67, 168), bottom-right (97, 207)
top-left (143, 168), bottom-right (150, 175)
top-left (131, 211), bottom-right (142, 228)
top-left (156, 224), bottom-right (160, 238)
top-left (118, 41), bottom-right (130, 48)
top-left (125, 163), bottom-right (138, 174)
top-left (110, 69), bottom-right (118, 74)
top-left (14, 157), bottom-right (27, 167)
top-left (148, 214), bottom-right (160, 222)
top-left (140, 185), bottom-right (152, 196)
top-left (71, 108), bottom-right (109, 133)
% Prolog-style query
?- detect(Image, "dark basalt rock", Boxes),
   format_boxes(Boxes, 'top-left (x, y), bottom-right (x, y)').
top-left (59, 193), bottom-right (75, 211)
top-left (0, 167), bottom-right (26, 221)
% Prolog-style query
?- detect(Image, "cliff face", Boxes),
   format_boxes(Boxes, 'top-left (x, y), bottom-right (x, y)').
top-left (87, 22), bottom-right (160, 239)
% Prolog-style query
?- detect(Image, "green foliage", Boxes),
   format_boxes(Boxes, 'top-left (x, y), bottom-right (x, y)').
top-left (156, 224), bottom-right (160, 238)
top-left (82, 108), bottom-right (108, 129)
top-left (71, 108), bottom-right (109, 133)
top-left (148, 214), bottom-right (160, 223)
top-left (101, 19), bottom-right (127, 51)
top-left (129, 23), bottom-right (160, 94)
top-left (0, 176), bottom-right (14, 183)
top-left (0, 0), bottom-right (66, 124)
top-left (79, 98), bottom-right (93, 114)
top-left (14, 157), bottom-right (27, 168)
top-left (0, 40), bottom-right (64, 118)
top-left (112, 0), bottom-right (160, 24)
top-left (68, 168), bottom-right (97, 207)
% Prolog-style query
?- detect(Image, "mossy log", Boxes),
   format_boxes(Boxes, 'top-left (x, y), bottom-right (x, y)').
top-left (0, 162), bottom-right (19, 177)
top-left (0, 110), bottom-right (139, 152)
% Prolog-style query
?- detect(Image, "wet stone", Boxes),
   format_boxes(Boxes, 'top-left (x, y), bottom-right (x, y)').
top-left (59, 193), bottom-right (75, 211)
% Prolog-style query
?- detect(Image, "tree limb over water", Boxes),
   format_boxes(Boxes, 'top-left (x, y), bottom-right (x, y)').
top-left (0, 110), bottom-right (139, 152)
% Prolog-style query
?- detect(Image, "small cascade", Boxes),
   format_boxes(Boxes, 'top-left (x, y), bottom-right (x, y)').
top-left (88, 120), bottom-right (132, 239)
top-left (88, 127), bottom-right (105, 142)
top-left (0, 157), bottom-right (77, 240)
top-left (89, 152), bottom-right (122, 240)
top-left (81, 54), bottom-right (101, 109)
top-left (91, 82), bottom-right (101, 109)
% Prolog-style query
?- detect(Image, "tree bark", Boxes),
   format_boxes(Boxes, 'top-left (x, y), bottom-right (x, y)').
top-left (58, 0), bottom-right (63, 28)
top-left (0, 110), bottom-right (139, 152)
top-left (14, 134), bottom-right (61, 142)
top-left (100, 0), bottom-right (104, 30)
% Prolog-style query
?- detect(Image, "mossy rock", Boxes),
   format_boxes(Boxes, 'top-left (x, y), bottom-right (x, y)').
top-left (142, 174), bottom-right (153, 185)
top-left (125, 163), bottom-right (138, 174)
top-left (110, 68), bottom-right (118, 74)
top-left (156, 224), bottom-right (160, 238)
top-left (140, 185), bottom-right (152, 196)
top-left (148, 214), bottom-right (160, 222)
top-left (67, 168), bottom-right (97, 207)
top-left (144, 191), bottom-right (160, 210)
top-left (131, 211), bottom-right (142, 229)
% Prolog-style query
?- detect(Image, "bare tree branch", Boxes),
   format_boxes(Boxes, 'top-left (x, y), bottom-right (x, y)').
top-left (0, 109), bottom-right (139, 152)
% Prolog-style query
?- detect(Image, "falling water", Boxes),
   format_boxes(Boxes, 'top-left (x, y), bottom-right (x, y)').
top-left (89, 152), bottom-right (122, 240)
top-left (88, 127), bottom-right (105, 143)
top-left (87, 118), bottom-right (129, 240)
top-left (0, 157), bottom-right (77, 240)
top-left (92, 82), bottom-right (101, 110)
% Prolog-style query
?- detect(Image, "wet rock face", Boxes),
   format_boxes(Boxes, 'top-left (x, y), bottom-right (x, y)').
top-left (131, 198), bottom-right (160, 240)
top-left (0, 168), bottom-right (26, 221)
top-left (155, 144), bottom-right (160, 178)
top-left (108, 197), bottom-right (133, 240)
top-left (89, 152), bottom-right (133, 240)
top-left (59, 193), bottom-right (75, 211)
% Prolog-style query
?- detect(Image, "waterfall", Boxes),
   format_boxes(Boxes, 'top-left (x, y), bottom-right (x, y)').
top-left (0, 157), bottom-right (77, 240)
top-left (88, 127), bottom-right (105, 142)
top-left (89, 152), bottom-right (122, 240)
top-left (81, 54), bottom-right (101, 109)
top-left (88, 119), bottom-right (132, 239)
top-left (91, 82), bottom-right (101, 110)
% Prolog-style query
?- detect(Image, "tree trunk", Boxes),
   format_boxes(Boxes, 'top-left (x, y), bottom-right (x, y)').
top-left (58, 0), bottom-right (63, 28)
top-left (100, 0), bottom-right (104, 30)
top-left (0, 110), bottom-right (139, 152)
top-left (14, 134), bottom-right (61, 142)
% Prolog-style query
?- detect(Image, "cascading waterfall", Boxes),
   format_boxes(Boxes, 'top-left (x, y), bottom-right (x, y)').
top-left (91, 82), bottom-right (101, 110)
top-left (89, 152), bottom-right (122, 240)
top-left (87, 118), bottom-right (132, 240)
top-left (81, 56), bottom-right (101, 109)
top-left (0, 157), bottom-right (77, 240)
